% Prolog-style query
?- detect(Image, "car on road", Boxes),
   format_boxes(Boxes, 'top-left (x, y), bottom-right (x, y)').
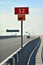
top-left (27, 35), bottom-right (30, 38)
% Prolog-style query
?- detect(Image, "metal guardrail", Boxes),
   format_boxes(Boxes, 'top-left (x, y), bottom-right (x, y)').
top-left (27, 37), bottom-right (41, 65)
top-left (0, 37), bottom-right (41, 65)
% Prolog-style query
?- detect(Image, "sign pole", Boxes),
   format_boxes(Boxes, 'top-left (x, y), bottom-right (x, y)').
top-left (20, 20), bottom-right (23, 65)
top-left (21, 20), bottom-right (23, 48)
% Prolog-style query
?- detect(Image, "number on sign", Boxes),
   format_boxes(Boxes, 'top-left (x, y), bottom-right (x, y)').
top-left (15, 7), bottom-right (29, 14)
top-left (18, 9), bottom-right (21, 14)
top-left (22, 9), bottom-right (25, 14)
top-left (18, 8), bottom-right (25, 14)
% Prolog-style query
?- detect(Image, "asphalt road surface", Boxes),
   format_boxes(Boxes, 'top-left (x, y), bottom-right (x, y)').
top-left (0, 36), bottom-right (36, 63)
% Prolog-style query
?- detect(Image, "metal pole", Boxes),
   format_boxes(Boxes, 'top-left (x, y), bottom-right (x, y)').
top-left (21, 20), bottom-right (23, 48)
top-left (20, 20), bottom-right (23, 65)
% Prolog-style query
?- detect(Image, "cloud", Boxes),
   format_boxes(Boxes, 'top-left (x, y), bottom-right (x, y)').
top-left (24, 8), bottom-right (43, 35)
top-left (30, 8), bottom-right (43, 11)
top-left (29, 8), bottom-right (43, 15)
top-left (0, 14), bottom-right (20, 29)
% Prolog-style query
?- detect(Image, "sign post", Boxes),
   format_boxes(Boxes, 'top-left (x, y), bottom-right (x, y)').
top-left (21, 20), bottom-right (23, 49)
top-left (14, 7), bottom-right (29, 65)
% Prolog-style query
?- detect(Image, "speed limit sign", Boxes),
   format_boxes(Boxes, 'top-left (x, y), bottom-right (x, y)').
top-left (14, 7), bottom-right (29, 14)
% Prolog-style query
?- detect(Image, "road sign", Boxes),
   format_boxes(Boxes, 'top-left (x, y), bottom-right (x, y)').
top-left (18, 14), bottom-right (25, 20)
top-left (15, 7), bottom-right (29, 14)
top-left (14, 7), bottom-right (29, 65)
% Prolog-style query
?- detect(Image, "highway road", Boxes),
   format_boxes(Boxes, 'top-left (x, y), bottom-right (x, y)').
top-left (0, 36), bottom-right (36, 63)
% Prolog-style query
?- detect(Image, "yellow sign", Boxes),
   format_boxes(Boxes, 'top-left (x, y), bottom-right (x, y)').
top-left (18, 14), bottom-right (25, 20)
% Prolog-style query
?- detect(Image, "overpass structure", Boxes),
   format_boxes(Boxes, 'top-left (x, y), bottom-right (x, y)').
top-left (0, 36), bottom-right (41, 65)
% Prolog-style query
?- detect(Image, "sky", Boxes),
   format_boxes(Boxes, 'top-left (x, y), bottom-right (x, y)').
top-left (0, 0), bottom-right (43, 35)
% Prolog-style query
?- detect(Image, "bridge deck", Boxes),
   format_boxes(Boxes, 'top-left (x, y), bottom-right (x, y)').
top-left (0, 36), bottom-right (36, 63)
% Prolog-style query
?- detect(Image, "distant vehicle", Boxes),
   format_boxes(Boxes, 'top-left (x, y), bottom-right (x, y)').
top-left (27, 35), bottom-right (30, 38)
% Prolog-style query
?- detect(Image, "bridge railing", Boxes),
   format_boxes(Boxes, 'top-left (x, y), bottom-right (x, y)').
top-left (0, 37), bottom-right (41, 65)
